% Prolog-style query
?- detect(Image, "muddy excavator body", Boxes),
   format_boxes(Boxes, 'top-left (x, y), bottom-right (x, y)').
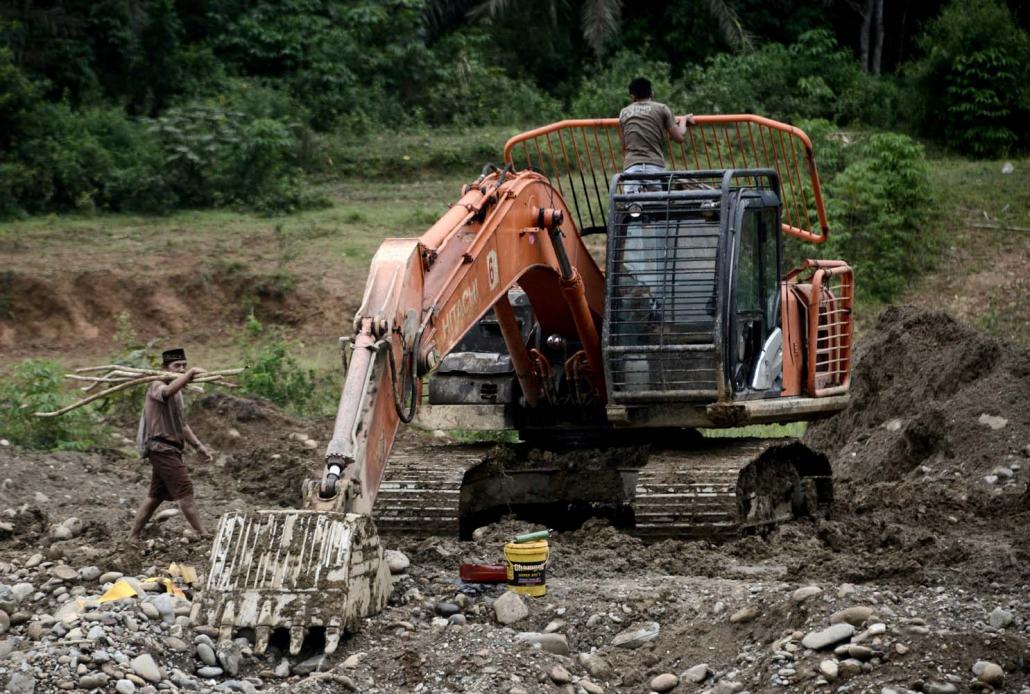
top-left (195, 116), bottom-right (854, 654)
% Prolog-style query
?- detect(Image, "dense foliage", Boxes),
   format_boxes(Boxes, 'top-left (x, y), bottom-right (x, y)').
top-left (0, 360), bottom-right (107, 451)
top-left (0, 0), bottom-right (1024, 307)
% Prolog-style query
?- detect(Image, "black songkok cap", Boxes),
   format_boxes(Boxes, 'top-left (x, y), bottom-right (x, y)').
top-left (162, 348), bottom-right (186, 366)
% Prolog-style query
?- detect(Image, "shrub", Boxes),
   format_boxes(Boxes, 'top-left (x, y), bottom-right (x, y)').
top-left (420, 33), bottom-right (562, 127)
top-left (906, 0), bottom-right (1030, 157)
top-left (820, 133), bottom-right (934, 302)
top-left (681, 31), bottom-right (899, 127)
top-left (239, 316), bottom-right (335, 416)
top-left (148, 102), bottom-right (325, 214)
top-left (570, 49), bottom-right (682, 118)
top-left (0, 360), bottom-right (107, 451)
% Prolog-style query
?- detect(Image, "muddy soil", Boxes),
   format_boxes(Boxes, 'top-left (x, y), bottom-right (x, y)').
top-left (0, 306), bottom-right (1028, 693)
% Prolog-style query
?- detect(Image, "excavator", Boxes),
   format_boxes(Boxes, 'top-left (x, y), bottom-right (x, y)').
top-left (192, 115), bottom-right (854, 656)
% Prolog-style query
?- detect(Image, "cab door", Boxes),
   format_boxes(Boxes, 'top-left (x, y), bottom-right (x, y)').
top-left (727, 197), bottom-right (782, 396)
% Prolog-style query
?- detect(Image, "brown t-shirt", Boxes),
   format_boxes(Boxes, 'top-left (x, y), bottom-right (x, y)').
top-left (143, 381), bottom-right (185, 454)
top-left (619, 100), bottom-right (677, 168)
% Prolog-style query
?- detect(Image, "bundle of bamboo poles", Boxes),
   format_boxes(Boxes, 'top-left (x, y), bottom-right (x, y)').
top-left (34, 364), bottom-right (244, 418)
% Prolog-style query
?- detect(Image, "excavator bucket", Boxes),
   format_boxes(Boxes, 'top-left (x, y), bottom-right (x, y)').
top-left (191, 510), bottom-right (391, 656)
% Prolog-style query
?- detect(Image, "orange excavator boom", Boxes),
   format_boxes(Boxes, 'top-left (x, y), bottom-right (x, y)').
top-left (314, 167), bottom-right (608, 515)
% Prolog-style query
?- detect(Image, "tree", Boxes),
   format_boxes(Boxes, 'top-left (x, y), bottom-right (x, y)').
top-left (468, 0), bottom-right (751, 60)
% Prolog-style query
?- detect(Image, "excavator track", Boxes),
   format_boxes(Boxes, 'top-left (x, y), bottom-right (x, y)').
top-left (373, 435), bottom-right (831, 541)
top-left (373, 439), bottom-right (495, 537)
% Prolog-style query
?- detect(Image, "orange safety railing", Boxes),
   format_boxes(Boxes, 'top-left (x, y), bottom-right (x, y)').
top-left (805, 260), bottom-right (853, 396)
top-left (503, 115), bottom-right (829, 244)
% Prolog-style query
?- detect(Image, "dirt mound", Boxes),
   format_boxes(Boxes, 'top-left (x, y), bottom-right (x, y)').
top-left (798, 306), bottom-right (1030, 587)
top-left (190, 393), bottom-right (327, 508)
top-left (806, 305), bottom-right (1029, 484)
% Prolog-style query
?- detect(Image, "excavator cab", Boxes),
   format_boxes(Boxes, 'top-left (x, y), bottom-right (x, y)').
top-left (605, 169), bottom-right (786, 405)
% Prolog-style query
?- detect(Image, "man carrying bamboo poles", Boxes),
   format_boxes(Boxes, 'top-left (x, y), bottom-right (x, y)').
top-left (129, 348), bottom-right (213, 544)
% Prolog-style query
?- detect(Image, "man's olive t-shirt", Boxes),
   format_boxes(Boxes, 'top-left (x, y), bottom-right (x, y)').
top-left (619, 100), bottom-right (677, 168)
top-left (143, 382), bottom-right (185, 454)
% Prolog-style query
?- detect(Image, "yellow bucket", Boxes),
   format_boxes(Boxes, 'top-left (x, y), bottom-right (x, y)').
top-left (504, 540), bottom-right (548, 596)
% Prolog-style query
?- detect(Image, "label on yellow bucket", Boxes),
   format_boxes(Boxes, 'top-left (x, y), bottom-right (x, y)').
top-left (504, 539), bottom-right (548, 596)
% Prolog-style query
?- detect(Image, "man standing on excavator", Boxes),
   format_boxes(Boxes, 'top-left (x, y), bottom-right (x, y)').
top-left (619, 77), bottom-right (693, 191)
top-left (129, 348), bottom-right (213, 544)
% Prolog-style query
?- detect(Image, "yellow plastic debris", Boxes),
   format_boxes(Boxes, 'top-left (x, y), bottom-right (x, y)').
top-left (98, 579), bottom-right (138, 603)
top-left (168, 562), bottom-right (198, 586)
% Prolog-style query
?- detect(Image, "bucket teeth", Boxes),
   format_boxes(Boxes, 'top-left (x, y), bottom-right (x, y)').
top-left (254, 626), bottom-right (271, 655)
top-left (289, 626), bottom-right (305, 656)
top-left (324, 626), bottom-right (342, 655)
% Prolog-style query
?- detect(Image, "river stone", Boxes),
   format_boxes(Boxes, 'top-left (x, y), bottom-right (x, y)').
top-left (549, 665), bottom-right (572, 685)
top-left (6, 671), bottom-right (35, 694)
top-left (150, 594), bottom-right (175, 623)
top-left (12, 583), bottom-right (34, 602)
top-left (0, 610), bottom-right (9, 635)
top-left (820, 659), bottom-right (839, 680)
top-left (578, 653), bottom-right (612, 679)
top-left (922, 683), bottom-right (958, 694)
top-left (25, 554), bottom-right (43, 568)
top-left (384, 550), bottom-right (410, 574)
top-left (99, 571), bottom-right (123, 584)
top-left (581, 681), bottom-right (604, 694)
top-left (650, 673), bottom-right (679, 692)
top-left (216, 640), bottom-right (243, 676)
top-left (975, 661), bottom-right (1004, 686)
top-left (514, 631), bottom-right (570, 655)
top-left (612, 621), bottom-right (660, 648)
top-left (78, 566), bottom-right (102, 581)
top-left (802, 623), bottom-right (855, 650)
top-left (196, 643), bottom-right (217, 666)
top-left (131, 653), bottom-right (163, 683)
top-left (434, 602), bottom-right (460, 617)
top-left (153, 508), bottom-right (178, 522)
top-left (49, 564), bottom-right (77, 580)
top-left (197, 666), bottom-right (223, 679)
top-left (684, 663), bottom-right (709, 683)
top-left (988, 607), bottom-right (1013, 629)
top-left (493, 591), bottom-right (529, 625)
top-left (792, 586), bottom-right (823, 603)
top-left (79, 673), bottom-right (109, 688)
top-left (830, 606), bottom-right (874, 627)
top-left (115, 680), bottom-right (136, 694)
top-left (730, 605), bottom-right (759, 623)
top-left (140, 602), bottom-right (160, 620)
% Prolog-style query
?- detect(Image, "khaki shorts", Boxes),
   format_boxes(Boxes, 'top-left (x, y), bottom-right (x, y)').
top-left (148, 448), bottom-right (194, 502)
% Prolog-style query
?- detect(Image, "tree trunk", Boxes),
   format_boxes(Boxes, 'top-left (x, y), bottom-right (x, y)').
top-left (859, 0), bottom-right (874, 73)
top-left (872, 0), bottom-right (885, 76)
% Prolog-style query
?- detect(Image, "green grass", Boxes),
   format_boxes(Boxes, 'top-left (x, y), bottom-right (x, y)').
top-left (700, 422), bottom-right (808, 439)
top-left (324, 126), bottom-right (523, 179)
top-left (906, 156), bottom-right (1030, 344)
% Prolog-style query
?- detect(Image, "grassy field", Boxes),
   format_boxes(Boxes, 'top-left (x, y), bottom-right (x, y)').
top-left (909, 157), bottom-right (1030, 343)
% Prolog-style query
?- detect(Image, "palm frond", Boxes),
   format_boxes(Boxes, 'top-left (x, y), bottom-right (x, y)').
top-left (702, 0), bottom-right (753, 51)
top-left (581, 0), bottom-right (622, 59)
top-left (468, 0), bottom-right (519, 21)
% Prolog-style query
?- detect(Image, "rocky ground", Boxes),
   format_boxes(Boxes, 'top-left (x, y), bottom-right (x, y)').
top-left (0, 306), bottom-right (1027, 694)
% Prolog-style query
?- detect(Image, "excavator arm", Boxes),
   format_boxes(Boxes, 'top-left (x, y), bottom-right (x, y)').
top-left (194, 167), bottom-right (603, 656)
top-left (309, 167), bottom-right (608, 516)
